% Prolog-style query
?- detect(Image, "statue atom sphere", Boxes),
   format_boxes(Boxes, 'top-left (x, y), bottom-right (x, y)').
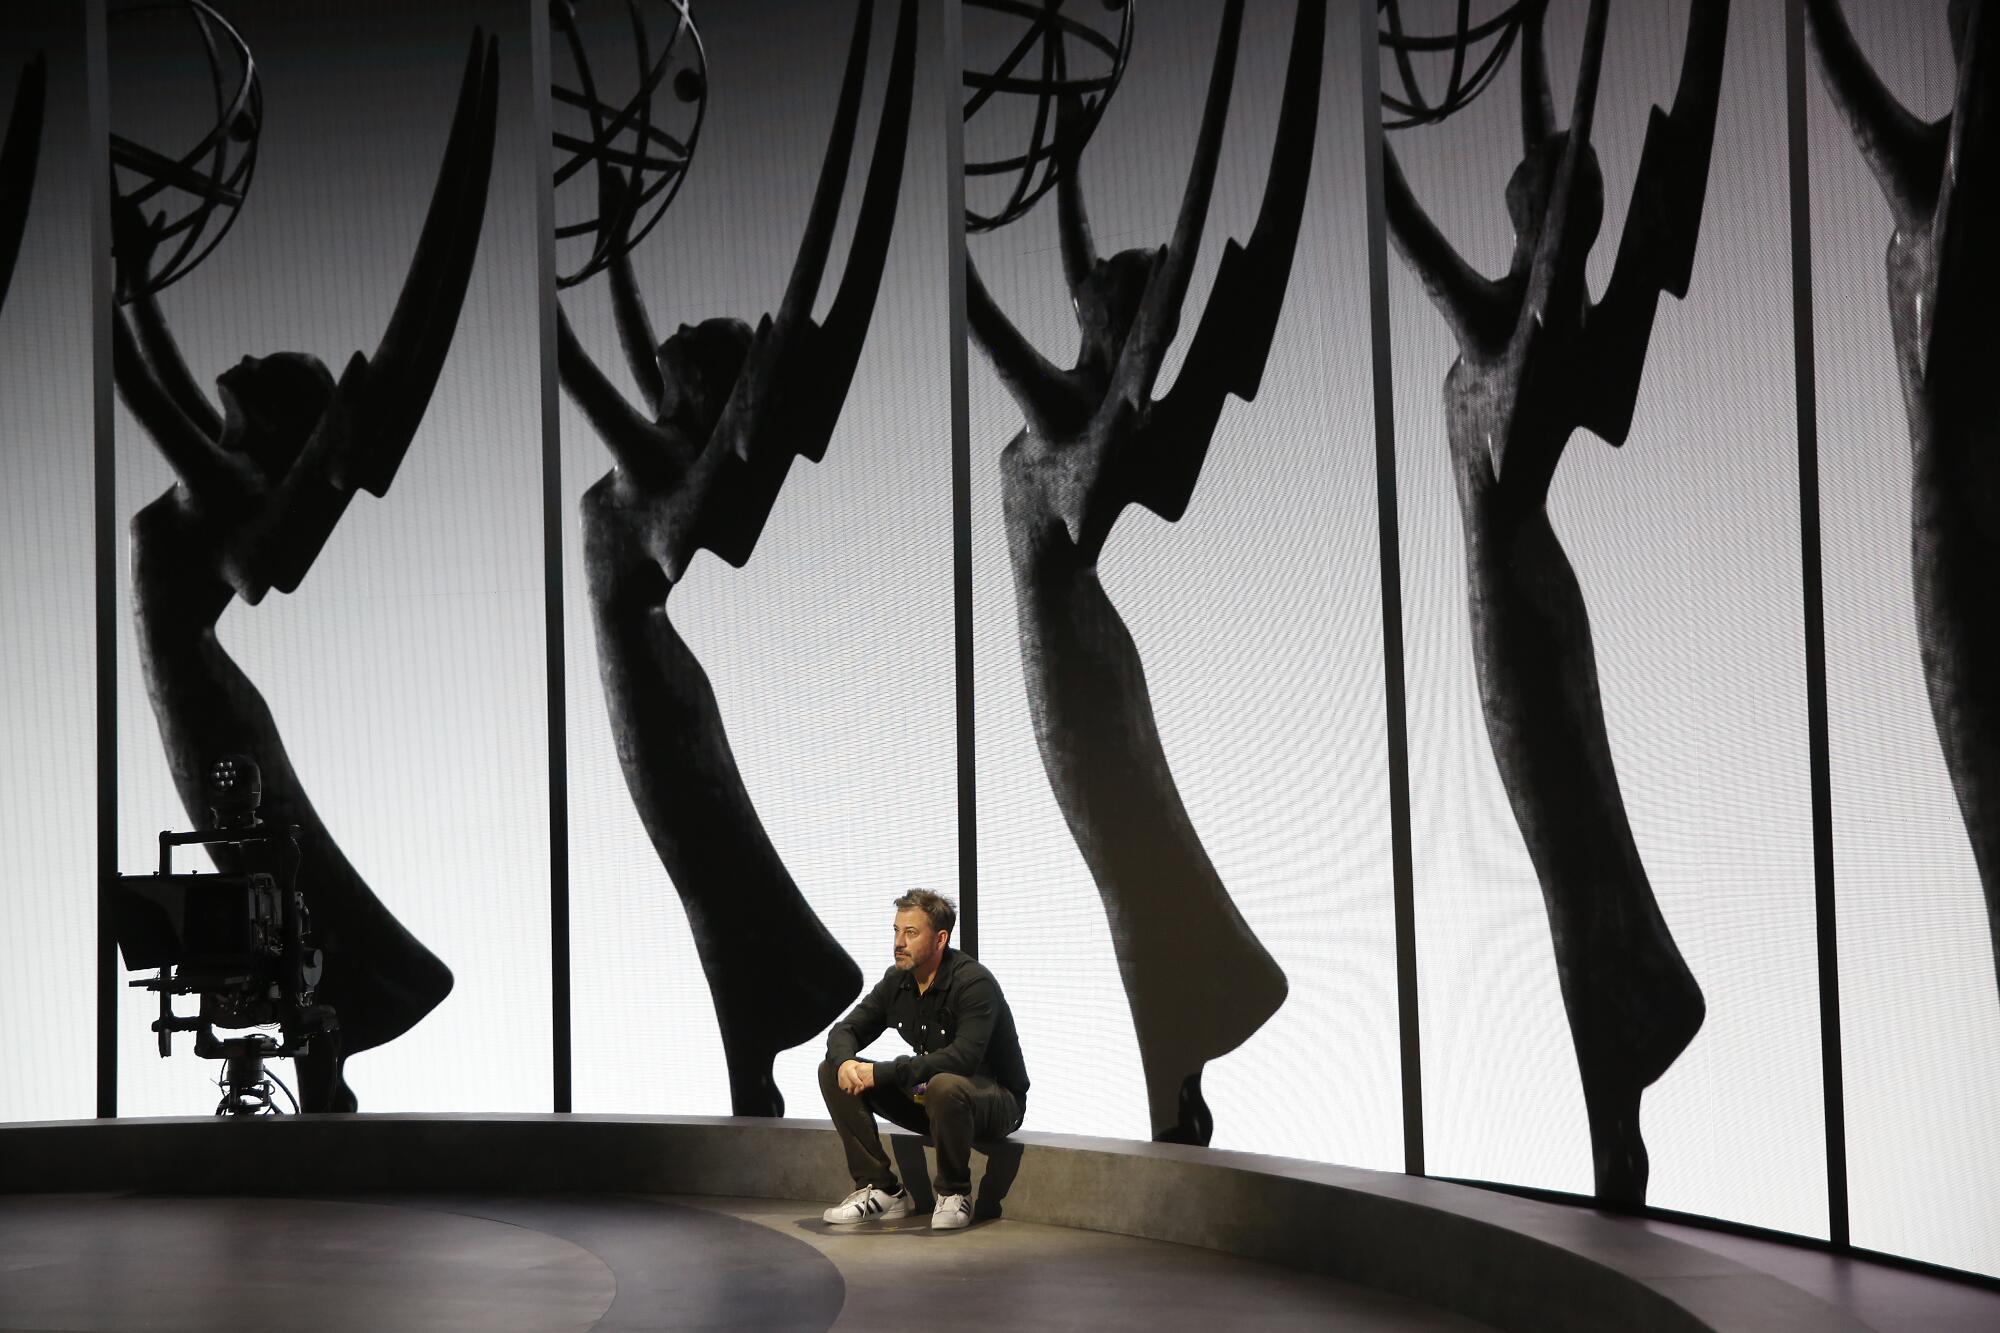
top-left (108, 0), bottom-right (260, 304)
top-left (550, 0), bottom-right (707, 288)
top-left (961, 0), bottom-right (1131, 233)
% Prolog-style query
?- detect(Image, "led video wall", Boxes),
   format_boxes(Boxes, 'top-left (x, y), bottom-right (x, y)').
top-left (964, 0), bottom-right (1405, 1166)
top-left (0, 0), bottom-right (95, 1125)
top-left (1384, 0), bottom-right (1827, 1237)
top-left (557, 0), bottom-right (960, 1120)
top-left (1805, 0), bottom-right (2000, 1278)
top-left (0, 0), bottom-right (1996, 1285)
top-left (108, 0), bottom-right (551, 1114)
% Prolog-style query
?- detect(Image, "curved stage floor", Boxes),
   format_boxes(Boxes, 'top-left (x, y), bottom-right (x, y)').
top-left (2, 1115), bottom-right (1993, 1331)
top-left (0, 1192), bottom-right (1491, 1332)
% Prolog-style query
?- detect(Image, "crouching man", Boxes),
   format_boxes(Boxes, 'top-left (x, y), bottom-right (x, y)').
top-left (820, 890), bottom-right (1029, 1230)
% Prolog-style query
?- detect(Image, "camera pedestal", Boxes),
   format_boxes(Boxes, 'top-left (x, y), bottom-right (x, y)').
top-left (200, 1032), bottom-right (284, 1116)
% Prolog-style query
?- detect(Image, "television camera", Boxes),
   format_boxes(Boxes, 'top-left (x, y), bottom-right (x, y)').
top-left (113, 754), bottom-right (339, 1114)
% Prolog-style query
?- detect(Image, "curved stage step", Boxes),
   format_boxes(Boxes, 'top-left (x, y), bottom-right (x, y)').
top-left (0, 1115), bottom-right (1868, 1332)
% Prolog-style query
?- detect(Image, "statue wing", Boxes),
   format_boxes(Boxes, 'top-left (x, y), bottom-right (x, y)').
top-left (1575, 0), bottom-right (1729, 449)
top-left (0, 54), bottom-right (47, 321)
top-left (1091, 0), bottom-right (1245, 432)
top-left (1132, 0), bottom-right (1324, 525)
top-left (1922, 0), bottom-right (1999, 405)
top-left (789, 0), bottom-right (917, 465)
top-left (697, 0), bottom-right (916, 570)
top-left (341, 32), bottom-right (501, 497)
top-left (227, 32), bottom-right (499, 600)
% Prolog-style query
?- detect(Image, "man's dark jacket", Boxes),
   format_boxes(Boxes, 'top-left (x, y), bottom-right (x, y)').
top-left (825, 947), bottom-right (1029, 1103)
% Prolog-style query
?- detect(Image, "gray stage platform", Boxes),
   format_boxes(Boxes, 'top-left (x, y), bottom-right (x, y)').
top-left (0, 1192), bottom-right (1495, 1332)
top-left (0, 1114), bottom-right (1959, 1331)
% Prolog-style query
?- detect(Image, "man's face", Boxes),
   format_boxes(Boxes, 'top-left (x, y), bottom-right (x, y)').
top-left (892, 908), bottom-right (945, 974)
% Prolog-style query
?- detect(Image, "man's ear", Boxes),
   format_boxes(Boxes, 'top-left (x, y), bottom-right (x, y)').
top-left (937, 929), bottom-right (951, 952)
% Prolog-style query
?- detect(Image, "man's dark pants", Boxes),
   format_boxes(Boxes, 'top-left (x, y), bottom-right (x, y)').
top-left (818, 1058), bottom-right (1022, 1198)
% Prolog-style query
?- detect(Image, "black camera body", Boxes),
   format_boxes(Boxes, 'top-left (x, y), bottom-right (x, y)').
top-left (117, 858), bottom-right (320, 1023)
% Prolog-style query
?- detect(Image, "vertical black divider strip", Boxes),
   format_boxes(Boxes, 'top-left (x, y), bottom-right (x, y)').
top-left (88, 0), bottom-right (117, 1119)
top-left (944, 0), bottom-right (977, 957)
top-left (529, 5), bottom-right (572, 1114)
top-left (1356, 0), bottom-right (1422, 1176)
top-left (1785, 0), bottom-right (1847, 1250)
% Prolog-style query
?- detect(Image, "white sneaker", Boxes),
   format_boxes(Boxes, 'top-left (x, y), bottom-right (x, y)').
top-left (822, 1186), bottom-right (909, 1225)
top-left (931, 1193), bottom-right (972, 1230)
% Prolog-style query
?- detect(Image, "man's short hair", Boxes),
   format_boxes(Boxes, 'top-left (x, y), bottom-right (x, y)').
top-left (894, 889), bottom-right (956, 937)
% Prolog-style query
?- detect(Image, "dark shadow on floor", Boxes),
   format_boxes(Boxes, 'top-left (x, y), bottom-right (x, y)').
top-left (888, 1134), bottom-right (1023, 1221)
